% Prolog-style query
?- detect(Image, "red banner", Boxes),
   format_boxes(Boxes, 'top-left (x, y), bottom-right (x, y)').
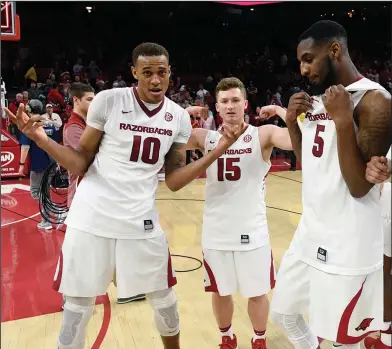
top-left (1, 129), bottom-right (21, 178)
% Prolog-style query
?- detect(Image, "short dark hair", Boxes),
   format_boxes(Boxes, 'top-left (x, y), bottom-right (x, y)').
top-left (298, 20), bottom-right (348, 46)
top-left (215, 77), bottom-right (247, 99)
top-left (132, 42), bottom-right (169, 66)
top-left (69, 82), bottom-right (94, 102)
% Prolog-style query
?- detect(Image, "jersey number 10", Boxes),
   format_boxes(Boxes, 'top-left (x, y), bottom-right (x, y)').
top-left (217, 158), bottom-right (241, 181)
top-left (130, 135), bottom-right (161, 164)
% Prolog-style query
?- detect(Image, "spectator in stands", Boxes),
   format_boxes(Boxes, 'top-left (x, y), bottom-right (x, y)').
top-left (42, 103), bottom-right (62, 133)
top-left (87, 60), bottom-right (101, 87)
top-left (18, 100), bottom-right (58, 230)
top-left (73, 58), bottom-right (83, 77)
top-left (196, 83), bottom-right (209, 104)
top-left (114, 74), bottom-right (127, 88)
top-left (202, 104), bottom-right (216, 130)
top-left (47, 83), bottom-right (65, 115)
top-left (24, 63), bottom-right (37, 86)
top-left (27, 81), bottom-right (40, 100)
top-left (7, 93), bottom-right (25, 138)
top-left (22, 91), bottom-right (29, 103)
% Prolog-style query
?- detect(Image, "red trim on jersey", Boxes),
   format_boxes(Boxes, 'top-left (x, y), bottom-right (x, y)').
top-left (133, 87), bottom-right (165, 118)
top-left (52, 252), bottom-right (63, 292)
top-left (167, 250), bottom-right (177, 288)
top-left (203, 257), bottom-right (219, 292)
top-left (270, 251), bottom-right (276, 289)
top-left (336, 278), bottom-right (378, 344)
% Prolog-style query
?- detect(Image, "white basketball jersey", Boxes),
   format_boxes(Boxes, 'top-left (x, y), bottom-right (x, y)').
top-left (293, 77), bottom-right (388, 275)
top-left (65, 87), bottom-right (191, 239)
top-left (202, 125), bottom-right (271, 251)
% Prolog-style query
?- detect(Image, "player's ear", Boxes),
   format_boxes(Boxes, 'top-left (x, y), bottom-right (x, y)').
top-left (329, 41), bottom-right (341, 60)
top-left (131, 66), bottom-right (138, 80)
top-left (215, 102), bottom-right (220, 113)
top-left (244, 99), bottom-right (249, 111)
top-left (168, 66), bottom-right (171, 77)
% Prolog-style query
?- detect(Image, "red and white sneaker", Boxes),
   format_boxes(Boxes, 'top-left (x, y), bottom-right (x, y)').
top-left (252, 337), bottom-right (267, 349)
top-left (364, 336), bottom-right (392, 349)
top-left (219, 334), bottom-right (238, 349)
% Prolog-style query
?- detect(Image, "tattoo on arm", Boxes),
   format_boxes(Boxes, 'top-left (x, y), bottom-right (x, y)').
top-left (356, 90), bottom-right (392, 161)
top-left (165, 142), bottom-right (186, 176)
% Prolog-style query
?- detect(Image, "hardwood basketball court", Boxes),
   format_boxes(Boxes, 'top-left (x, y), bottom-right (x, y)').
top-left (2, 170), bottom-right (346, 349)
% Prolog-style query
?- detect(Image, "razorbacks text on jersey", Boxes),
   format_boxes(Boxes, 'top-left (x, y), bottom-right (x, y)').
top-left (65, 87), bottom-right (192, 239)
top-left (202, 125), bottom-right (271, 251)
top-left (293, 77), bottom-right (388, 275)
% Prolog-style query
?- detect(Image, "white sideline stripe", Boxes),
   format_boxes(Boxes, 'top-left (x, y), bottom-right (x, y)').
top-left (1, 212), bottom-right (41, 227)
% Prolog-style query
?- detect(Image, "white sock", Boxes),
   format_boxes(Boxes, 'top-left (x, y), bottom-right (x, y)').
top-left (220, 325), bottom-right (234, 339)
top-left (381, 321), bottom-right (392, 347)
top-left (253, 330), bottom-right (266, 341)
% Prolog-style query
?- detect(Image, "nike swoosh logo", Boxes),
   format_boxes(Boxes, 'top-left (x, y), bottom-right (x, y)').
top-left (210, 141), bottom-right (215, 144)
top-left (122, 110), bottom-right (132, 114)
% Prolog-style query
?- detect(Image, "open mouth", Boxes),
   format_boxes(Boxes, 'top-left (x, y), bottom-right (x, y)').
top-left (150, 89), bottom-right (162, 95)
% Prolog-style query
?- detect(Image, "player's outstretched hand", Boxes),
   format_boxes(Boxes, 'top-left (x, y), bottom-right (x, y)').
top-left (259, 105), bottom-right (278, 120)
top-left (3, 104), bottom-right (49, 145)
top-left (218, 122), bottom-right (248, 149)
top-left (365, 156), bottom-right (391, 184)
top-left (286, 92), bottom-right (313, 124)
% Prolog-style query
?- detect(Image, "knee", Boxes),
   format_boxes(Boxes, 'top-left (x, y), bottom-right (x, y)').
top-left (248, 294), bottom-right (268, 303)
top-left (58, 296), bottom-right (96, 349)
top-left (270, 310), bottom-right (300, 330)
top-left (146, 289), bottom-right (180, 337)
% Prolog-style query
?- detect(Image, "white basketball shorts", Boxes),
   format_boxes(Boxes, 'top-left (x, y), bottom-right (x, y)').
top-left (271, 245), bottom-right (383, 344)
top-left (53, 227), bottom-right (177, 298)
top-left (381, 182), bottom-right (391, 258)
top-left (203, 244), bottom-right (276, 298)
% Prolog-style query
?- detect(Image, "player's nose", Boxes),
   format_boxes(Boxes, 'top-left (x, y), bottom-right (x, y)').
top-left (300, 62), bottom-right (310, 77)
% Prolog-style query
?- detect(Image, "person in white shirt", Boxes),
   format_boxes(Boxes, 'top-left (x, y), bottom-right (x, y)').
top-left (186, 77), bottom-right (293, 349)
top-left (196, 83), bottom-right (209, 104)
top-left (42, 103), bottom-right (62, 131)
top-left (270, 20), bottom-right (391, 349)
top-left (4, 42), bottom-right (247, 349)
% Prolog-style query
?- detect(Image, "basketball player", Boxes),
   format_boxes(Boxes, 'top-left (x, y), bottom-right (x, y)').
top-left (268, 20), bottom-right (392, 349)
top-left (3, 43), bottom-right (247, 349)
top-left (364, 149), bottom-right (391, 349)
top-left (186, 77), bottom-right (293, 349)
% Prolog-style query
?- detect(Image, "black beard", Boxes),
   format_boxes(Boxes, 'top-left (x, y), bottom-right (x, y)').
top-left (309, 58), bottom-right (337, 96)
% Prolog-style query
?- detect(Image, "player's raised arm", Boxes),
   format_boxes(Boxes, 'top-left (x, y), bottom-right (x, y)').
top-left (164, 111), bottom-right (247, 192)
top-left (3, 90), bottom-right (108, 177)
top-left (323, 86), bottom-right (391, 198)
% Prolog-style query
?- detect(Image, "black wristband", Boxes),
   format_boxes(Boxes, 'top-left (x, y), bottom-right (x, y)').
top-left (19, 162), bottom-right (25, 165)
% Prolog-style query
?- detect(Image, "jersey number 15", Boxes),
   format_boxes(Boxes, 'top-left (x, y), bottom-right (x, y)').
top-left (217, 158), bottom-right (241, 181)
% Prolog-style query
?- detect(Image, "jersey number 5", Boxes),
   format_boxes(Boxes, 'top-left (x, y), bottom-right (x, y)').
top-left (130, 135), bottom-right (161, 164)
top-left (312, 124), bottom-right (325, 158)
top-left (217, 158), bottom-right (241, 181)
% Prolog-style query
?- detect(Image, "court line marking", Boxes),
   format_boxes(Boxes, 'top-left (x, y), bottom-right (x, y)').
top-left (1, 212), bottom-right (41, 227)
top-left (91, 293), bottom-right (111, 349)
